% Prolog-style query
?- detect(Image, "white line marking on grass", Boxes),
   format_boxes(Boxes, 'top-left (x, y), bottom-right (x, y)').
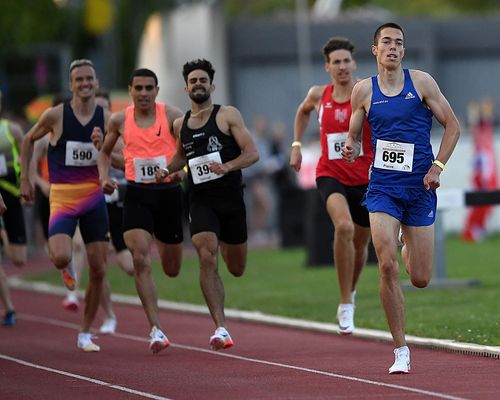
top-left (17, 314), bottom-right (469, 400)
top-left (0, 354), bottom-right (173, 400)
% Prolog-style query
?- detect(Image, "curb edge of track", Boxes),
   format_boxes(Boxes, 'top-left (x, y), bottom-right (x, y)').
top-left (9, 277), bottom-right (500, 359)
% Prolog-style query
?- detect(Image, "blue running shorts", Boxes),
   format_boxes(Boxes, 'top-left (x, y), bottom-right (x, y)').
top-left (362, 185), bottom-right (437, 226)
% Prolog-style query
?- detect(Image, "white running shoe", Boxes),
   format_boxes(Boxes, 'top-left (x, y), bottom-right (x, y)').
top-left (62, 292), bottom-right (80, 312)
top-left (149, 326), bottom-right (170, 354)
top-left (77, 332), bottom-right (100, 352)
top-left (337, 304), bottom-right (355, 335)
top-left (389, 345), bottom-right (411, 374)
top-left (209, 327), bottom-right (234, 351)
top-left (99, 318), bottom-right (117, 334)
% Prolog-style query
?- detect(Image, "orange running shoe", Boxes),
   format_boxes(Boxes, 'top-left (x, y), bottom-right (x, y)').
top-left (61, 264), bottom-right (76, 290)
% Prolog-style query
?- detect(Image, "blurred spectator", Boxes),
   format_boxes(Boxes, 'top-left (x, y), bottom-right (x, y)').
top-left (461, 98), bottom-right (498, 242)
top-left (0, 89), bottom-right (27, 327)
top-left (244, 115), bottom-right (274, 246)
top-left (268, 120), bottom-right (297, 245)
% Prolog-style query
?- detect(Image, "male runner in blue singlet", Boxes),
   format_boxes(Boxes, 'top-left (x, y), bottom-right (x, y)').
top-left (342, 22), bottom-right (460, 374)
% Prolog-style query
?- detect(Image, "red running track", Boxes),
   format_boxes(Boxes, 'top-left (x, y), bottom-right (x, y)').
top-left (0, 287), bottom-right (499, 400)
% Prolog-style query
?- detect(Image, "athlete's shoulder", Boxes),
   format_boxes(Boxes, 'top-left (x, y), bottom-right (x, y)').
top-left (354, 77), bottom-right (372, 90)
top-left (5, 119), bottom-right (24, 137)
top-left (408, 69), bottom-right (434, 84)
top-left (173, 114), bottom-right (185, 132)
top-left (164, 103), bottom-right (183, 122)
top-left (218, 104), bottom-right (240, 115)
top-left (352, 78), bottom-right (372, 100)
top-left (408, 69), bottom-right (438, 96)
top-left (40, 103), bottom-right (64, 126)
top-left (218, 105), bottom-right (245, 124)
top-left (109, 110), bottom-right (126, 129)
top-left (309, 84), bottom-right (328, 99)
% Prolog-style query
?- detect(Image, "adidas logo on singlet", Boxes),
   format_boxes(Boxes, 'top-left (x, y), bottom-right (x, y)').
top-left (405, 92), bottom-right (415, 100)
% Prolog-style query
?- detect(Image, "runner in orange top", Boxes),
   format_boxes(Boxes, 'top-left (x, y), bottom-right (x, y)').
top-left (97, 68), bottom-right (184, 354)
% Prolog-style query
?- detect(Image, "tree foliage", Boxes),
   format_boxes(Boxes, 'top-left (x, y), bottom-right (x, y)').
top-left (342, 0), bottom-right (500, 16)
top-left (0, 0), bottom-right (67, 49)
top-left (224, 0), bottom-right (500, 18)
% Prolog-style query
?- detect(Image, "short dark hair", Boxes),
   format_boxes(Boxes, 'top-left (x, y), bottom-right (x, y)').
top-left (373, 22), bottom-right (405, 45)
top-left (128, 68), bottom-right (158, 86)
top-left (322, 37), bottom-right (355, 62)
top-left (182, 59), bottom-right (215, 84)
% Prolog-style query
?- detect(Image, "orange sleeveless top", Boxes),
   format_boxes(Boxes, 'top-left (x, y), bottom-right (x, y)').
top-left (122, 103), bottom-right (177, 183)
top-left (38, 156), bottom-right (50, 182)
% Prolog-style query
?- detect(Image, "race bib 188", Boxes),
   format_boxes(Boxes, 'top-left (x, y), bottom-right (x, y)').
top-left (133, 155), bottom-right (167, 183)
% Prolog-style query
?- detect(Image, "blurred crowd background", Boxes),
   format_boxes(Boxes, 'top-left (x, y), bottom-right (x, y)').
top-left (2, 0), bottom-right (500, 257)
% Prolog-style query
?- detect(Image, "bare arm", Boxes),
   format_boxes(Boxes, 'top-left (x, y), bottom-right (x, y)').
top-left (110, 137), bottom-right (125, 170)
top-left (413, 70), bottom-right (461, 189)
top-left (0, 193), bottom-right (6, 215)
top-left (342, 79), bottom-right (371, 162)
top-left (97, 111), bottom-right (123, 194)
top-left (9, 120), bottom-right (24, 153)
top-left (30, 136), bottom-right (51, 198)
top-left (166, 105), bottom-right (184, 137)
top-left (211, 105), bottom-right (259, 174)
top-left (155, 116), bottom-right (187, 182)
top-left (90, 109), bottom-right (124, 169)
top-left (20, 106), bottom-right (60, 202)
top-left (290, 85), bottom-right (323, 171)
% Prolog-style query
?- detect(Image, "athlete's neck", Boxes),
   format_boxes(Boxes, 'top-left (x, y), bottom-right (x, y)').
top-left (377, 67), bottom-right (404, 96)
top-left (190, 102), bottom-right (213, 118)
top-left (70, 97), bottom-right (95, 115)
top-left (70, 97), bottom-right (96, 125)
top-left (134, 104), bottom-right (157, 128)
top-left (331, 81), bottom-right (355, 103)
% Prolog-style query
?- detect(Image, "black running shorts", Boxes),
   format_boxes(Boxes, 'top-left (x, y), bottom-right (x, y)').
top-left (0, 189), bottom-right (27, 244)
top-left (316, 176), bottom-right (370, 227)
top-left (123, 184), bottom-right (184, 244)
top-left (106, 202), bottom-right (127, 252)
top-left (189, 186), bottom-right (247, 244)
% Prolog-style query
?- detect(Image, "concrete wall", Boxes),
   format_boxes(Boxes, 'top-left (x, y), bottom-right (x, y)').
top-left (137, 8), bottom-right (500, 233)
top-left (226, 15), bottom-right (500, 233)
top-left (137, 2), bottom-right (229, 111)
top-left (227, 16), bottom-right (500, 134)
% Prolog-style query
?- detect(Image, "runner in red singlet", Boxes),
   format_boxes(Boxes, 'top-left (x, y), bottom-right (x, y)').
top-left (290, 37), bottom-right (373, 334)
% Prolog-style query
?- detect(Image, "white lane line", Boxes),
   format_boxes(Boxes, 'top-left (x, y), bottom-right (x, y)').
top-left (0, 354), bottom-right (172, 400)
top-left (15, 314), bottom-right (470, 400)
top-left (10, 277), bottom-right (500, 359)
